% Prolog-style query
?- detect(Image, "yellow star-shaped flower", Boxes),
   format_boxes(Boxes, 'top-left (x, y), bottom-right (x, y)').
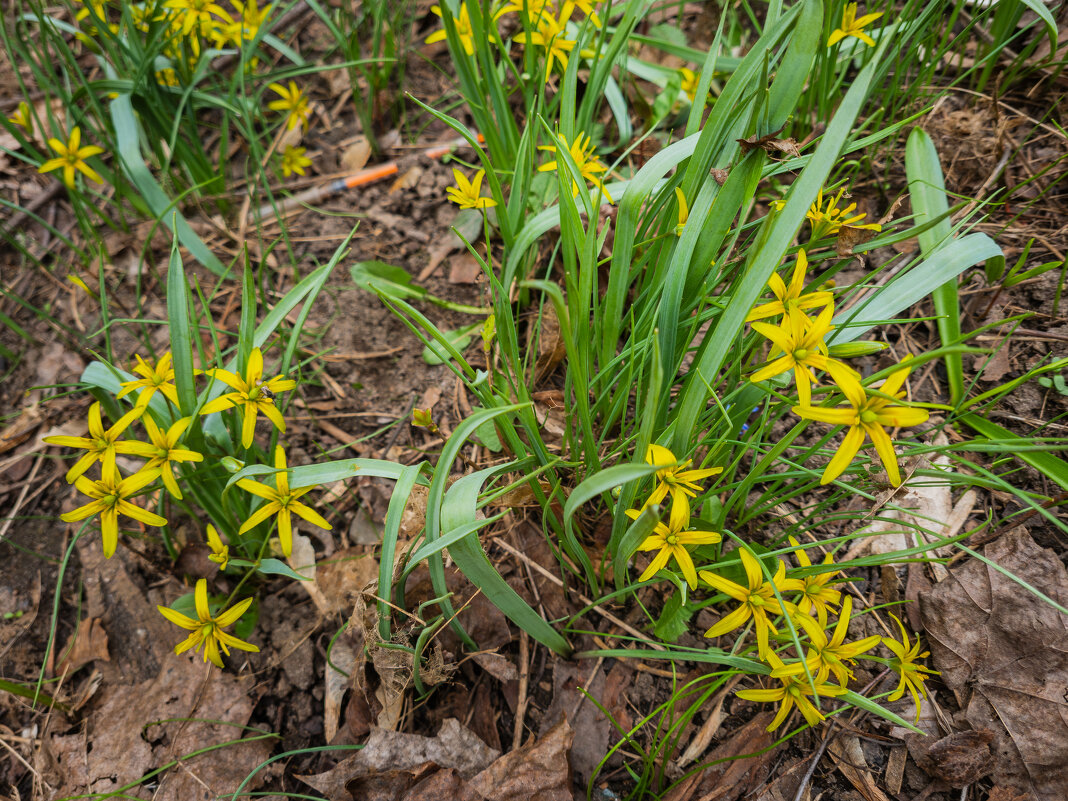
top-left (158, 579), bottom-right (259, 668)
top-left (38, 127), bottom-right (105, 190)
top-left (828, 3), bottom-right (883, 48)
top-left (236, 446), bottom-right (333, 557)
top-left (200, 347), bottom-right (296, 449)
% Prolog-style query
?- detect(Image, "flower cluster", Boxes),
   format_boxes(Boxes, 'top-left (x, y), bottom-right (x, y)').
top-left (46, 347), bottom-right (334, 667)
top-left (624, 459), bottom-right (939, 730)
top-left (57, 0), bottom-right (314, 187)
top-left (425, 0), bottom-right (601, 78)
top-left (747, 243), bottom-right (929, 487)
top-left (620, 206), bottom-right (940, 729)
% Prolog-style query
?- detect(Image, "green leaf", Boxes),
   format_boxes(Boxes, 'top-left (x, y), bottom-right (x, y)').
top-left (471, 405), bottom-right (503, 452)
top-left (653, 590), bottom-right (693, 643)
top-left (166, 238), bottom-right (197, 416)
top-left (225, 457), bottom-right (407, 493)
top-left (257, 558), bottom-right (311, 581)
top-left (958, 414), bottom-right (1068, 491)
top-left (905, 127), bottom-right (963, 404)
top-left (0, 678), bottom-right (68, 712)
top-left (839, 689), bottom-right (923, 734)
top-left (830, 233), bottom-right (1003, 345)
top-left (351, 261), bottom-right (427, 301)
top-left (564, 462), bottom-right (662, 588)
top-left (1017, 0), bottom-right (1058, 52)
top-left (422, 323), bottom-right (479, 365)
top-left (441, 466), bottom-right (571, 656)
top-left (107, 83), bottom-right (227, 276)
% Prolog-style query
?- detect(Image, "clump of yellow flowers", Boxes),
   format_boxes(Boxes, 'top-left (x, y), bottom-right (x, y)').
top-left (625, 230), bottom-right (938, 731)
top-left (45, 346), bottom-right (334, 669)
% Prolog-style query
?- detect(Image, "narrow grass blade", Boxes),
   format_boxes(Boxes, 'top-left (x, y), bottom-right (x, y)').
top-left (957, 414), bottom-right (1068, 491)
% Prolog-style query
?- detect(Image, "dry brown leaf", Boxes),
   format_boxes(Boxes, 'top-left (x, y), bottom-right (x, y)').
top-left (753, 757), bottom-right (812, 801)
top-left (0, 402), bottom-right (43, 455)
top-left (297, 718), bottom-right (500, 798)
top-left (346, 764), bottom-right (489, 801)
top-left (289, 531), bottom-right (330, 616)
top-left (907, 729), bottom-right (995, 788)
top-left (317, 548), bottom-right (380, 619)
top-left (472, 651), bottom-right (518, 682)
top-left (736, 128), bottom-right (800, 159)
top-left (677, 675), bottom-right (741, 767)
top-left (534, 303), bottom-right (567, 382)
top-left (538, 660), bottom-right (607, 784)
top-left (919, 527), bottom-right (1068, 800)
top-left (827, 732), bottom-right (892, 801)
top-left (668, 712), bottom-right (775, 801)
top-left (56, 617), bottom-right (110, 675)
top-left (325, 635), bottom-right (358, 744)
top-left (836, 224), bottom-right (879, 256)
top-left (448, 252), bottom-right (483, 284)
top-left (974, 344), bottom-right (1012, 382)
top-left (845, 438), bottom-right (973, 571)
top-left (468, 718), bottom-right (574, 801)
top-left (46, 659), bottom-right (270, 799)
top-left (341, 136), bottom-right (372, 172)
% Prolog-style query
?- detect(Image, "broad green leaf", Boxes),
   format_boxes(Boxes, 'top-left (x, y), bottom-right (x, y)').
top-left (257, 558), bottom-right (311, 581)
top-left (107, 83), bottom-right (227, 276)
top-left (830, 232), bottom-right (1003, 345)
top-left (906, 127), bottom-right (963, 404)
top-left (441, 466), bottom-right (571, 656)
top-left (422, 323), bottom-right (479, 365)
top-left (166, 239), bottom-right (197, 416)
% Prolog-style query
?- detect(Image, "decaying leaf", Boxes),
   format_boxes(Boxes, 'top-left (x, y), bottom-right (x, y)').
top-left (467, 718), bottom-right (574, 801)
top-left (533, 303), bottom-right (567, 383)
top-left (56, 617), bottom-right (110, 675)
top-left (828, 732), bottom-right (892, 801)
top-left (539, 660), bottom-right (608, 784)
top-left (836, 224), bottom-right (879, 256)
top-left (737, 127), bottom-right (801, 159)
top-left (472, 651), bottom-right (518, 682)
top-left (297, 718), bottom-right (500, 798)
top-left (290, 531), bottom-right (331, 616)
top-left (845, 439), bottom-right (974, 571)
top-left (907, 729), bottom-right (995, 788)
top-left (317, 547), bottom-right (380, 619)
top-left (665, 712), bottom-right (775, 801)
top-left (325, 635), bottom-right (358, 744)
top-left (920, 527), bottom-right (1068, 800)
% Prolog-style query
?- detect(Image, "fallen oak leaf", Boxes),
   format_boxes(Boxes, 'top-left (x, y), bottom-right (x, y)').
top-left (920, 527), bottom-right (1068, 800)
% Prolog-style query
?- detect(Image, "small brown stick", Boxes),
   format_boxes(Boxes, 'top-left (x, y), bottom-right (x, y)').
top-left (511, 629), bottom-right (530, 750)
top-left (567, 656), bottom-right (605, 725)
